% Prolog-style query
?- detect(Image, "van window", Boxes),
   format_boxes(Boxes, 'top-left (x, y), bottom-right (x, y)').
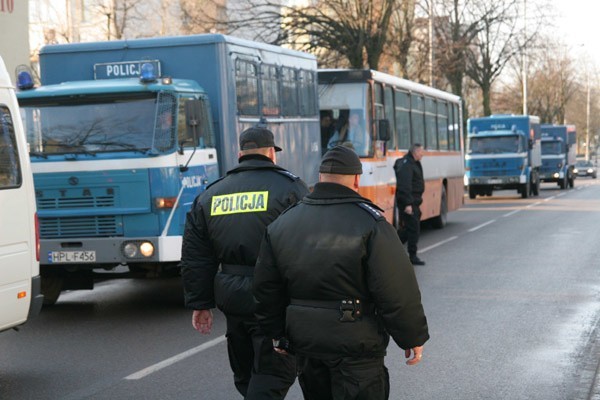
top-left (0, 105), bottom-right (21, 188)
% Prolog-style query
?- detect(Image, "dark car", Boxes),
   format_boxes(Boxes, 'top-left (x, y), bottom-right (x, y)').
top-left (574, 160), bottom-right (597, 179)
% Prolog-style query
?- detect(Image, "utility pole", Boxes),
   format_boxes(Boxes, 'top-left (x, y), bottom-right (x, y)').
top-left (429, 0), bottom-right (434, 87)
top-left (586, 73), bottom-right (591, 161)
top-left (522, 0), bottom-right (527, 115)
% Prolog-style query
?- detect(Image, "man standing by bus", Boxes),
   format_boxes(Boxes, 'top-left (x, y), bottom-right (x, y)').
top-left (394, 143), bottom-right (426, 266)
top-left (180, 126), bottom-right (308, 399)
top-left (253, 146), bottom-right (429, 399)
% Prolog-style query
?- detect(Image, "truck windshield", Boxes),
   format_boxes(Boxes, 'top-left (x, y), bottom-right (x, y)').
top-left (469, 134), bottom-right (522, 154)
top-left (20, 94), bottom-right (161, 156)
top-left (541, 141), bottom-right (563, 155)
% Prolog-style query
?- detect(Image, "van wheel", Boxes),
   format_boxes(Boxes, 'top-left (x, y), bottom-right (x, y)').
top-left (430, 186), bottom-right (447, 229)
top-left (41, 276), bottom-right (63, 306)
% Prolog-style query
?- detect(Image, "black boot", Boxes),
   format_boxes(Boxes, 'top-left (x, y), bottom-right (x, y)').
top-left (410, 256), bottom-right (425, 266)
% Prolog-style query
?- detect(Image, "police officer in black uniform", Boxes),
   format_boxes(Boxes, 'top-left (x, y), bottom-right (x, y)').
top-left (253, 146), bottom-right (429, 400)
top-left (180, 126), bottom-right (309, 399)
top-left (394, 143), bottom-right (426, 265)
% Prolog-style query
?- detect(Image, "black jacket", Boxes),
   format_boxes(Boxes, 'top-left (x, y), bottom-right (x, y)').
top-left (394, 152), bottom-right (424, 208)
top-left (253, 182), bottom-right (429, 359)
top-left (180, 154), bottom-right (309, 316)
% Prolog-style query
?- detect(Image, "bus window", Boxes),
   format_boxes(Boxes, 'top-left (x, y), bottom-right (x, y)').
top-left (235, 59), bottom-right (259, 116)
top-left (448, 102), bottom-right (455, 150)
top-left (299, 69), bottom-right (318, 116)
top-left (0, 106), bottom-right (21, 188)
top-left (425, 97), bottom-right (437, 150)
top-left (384, 86), bottom-right (395, 149)
top-left (326, 108), bottom-right (370, 156)
top-left (411, 93), bottom-right (425, 146)
top-left (395, 90), bottom-right (410, 150)
top-left (261, 64), bottom-right (280, 116)
top-left (438, 100), bottom-right (449, 150)
top-left (450, 103), bottom-right (460, 151)
top-left (281, 67), bottom-right (298, 116)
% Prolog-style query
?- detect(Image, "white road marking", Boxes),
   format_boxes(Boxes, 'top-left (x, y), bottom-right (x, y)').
top-left (124, 335), bottom-right (227, 380)
top-left (503, 209), bottom-right (521, 217)
top-left (420, 236), bottom-right (458, 253)
top-left (468, 220), bottom-right (496, 232)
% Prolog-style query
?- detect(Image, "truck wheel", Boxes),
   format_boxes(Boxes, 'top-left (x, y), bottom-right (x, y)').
top-left (430, 186), bottom-right (447, 229)
top-left (468, 186), bottom-right (477, 199)
top-left (41, 275), bottom-right (63, 306)
top-left (532, 177), bottom-right (540, 196)
top-left (521, 181), bottom-right (530, 198)
top-left (558, 176), bottom-right (566, 189)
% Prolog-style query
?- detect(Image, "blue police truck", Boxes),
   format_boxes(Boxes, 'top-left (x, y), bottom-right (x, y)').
top-left (16, 34), bottom-right (320, 304)
top-left (539, 124), bottom-right (577, 189)
top-left (465, 115), bottom-right (541, 199)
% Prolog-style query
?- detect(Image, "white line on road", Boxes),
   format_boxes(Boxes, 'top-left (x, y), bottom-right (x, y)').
top-left (420, 236), bottom-right (458, 253)
top-left (502, 209), bottom-right (521, 217)
top-left (543, 196), bottom-right (556, 202)
top-left (124, 335), bottom-right (227, 380)
top-left (468, 220), bottom-right (496, 232)
top-left (525, 201), bottom-right (542, 209)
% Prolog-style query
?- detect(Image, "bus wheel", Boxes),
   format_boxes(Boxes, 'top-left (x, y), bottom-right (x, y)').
top-left (430, 186), bottom-right (447, 229)
top-left (41, 275), bottom-right (63, 306)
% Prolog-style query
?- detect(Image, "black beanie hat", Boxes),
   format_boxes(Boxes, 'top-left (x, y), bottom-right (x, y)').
top-left (319, 145), bottom-right (363, 175)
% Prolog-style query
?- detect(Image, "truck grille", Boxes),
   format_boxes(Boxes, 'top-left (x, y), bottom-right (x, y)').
top-left (37, 195), bottom-right (115, 209)
top-left (39, 215), bottom-right (120, 239)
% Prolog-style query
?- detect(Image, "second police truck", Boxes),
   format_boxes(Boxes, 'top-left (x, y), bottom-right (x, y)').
top-left (539, 124), bottom-right (577, 189)
top-left (466, 115), bottom-right (541, 199)
top-left (16, 34), bottom-right (320, 304)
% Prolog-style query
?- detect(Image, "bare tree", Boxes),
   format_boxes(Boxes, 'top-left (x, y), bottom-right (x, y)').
top-left (463, 0), bottom-right (527, 116)
top-left (95, 0), bottom-right (144, 40)
top-left (185, 0), bottom-right (400, 70)
top-left (431, 0), bottom-right (482, 98)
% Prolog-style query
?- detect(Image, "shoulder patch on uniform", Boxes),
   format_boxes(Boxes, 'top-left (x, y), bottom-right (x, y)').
top-left (275, 169), bottom-right (300, 181)
top-left (357, 202), bottom-right (385, 220)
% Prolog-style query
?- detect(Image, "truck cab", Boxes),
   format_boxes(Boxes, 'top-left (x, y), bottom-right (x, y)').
top-left (466, 115), bottom-right (541, 199)
top-left (16, 63), bottom-right (218, 305)
top-left (539, 125), bottom-right (576, 189)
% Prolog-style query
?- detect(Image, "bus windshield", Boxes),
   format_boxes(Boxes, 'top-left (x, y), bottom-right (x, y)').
top-left (541, 140), bottom-right (563, 155)
top-left (20, 94), bottom-right (166, 156)
top-left (319, 82), bottom-right (371, 157)
top-left (468, 134), bottom-right (523, 154)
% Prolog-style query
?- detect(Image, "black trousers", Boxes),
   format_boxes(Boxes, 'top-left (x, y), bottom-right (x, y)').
top-left (398, 204), bottom-right (421, 258)
top-left (225, 314), bottom-right (296, 399)
top-left (297, 355), bottom-right (389, 400)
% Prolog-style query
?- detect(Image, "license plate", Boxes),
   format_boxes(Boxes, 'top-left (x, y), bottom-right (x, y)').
top-left (49, 251), bottom-right (96, 263)
top-left (488, 179), bottom-right (502, 184)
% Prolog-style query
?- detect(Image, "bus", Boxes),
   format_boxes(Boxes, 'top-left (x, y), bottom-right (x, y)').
top-left (318, 69), bottom-right (464, 228)
top-left (16, 34), bottom-right (320, 304)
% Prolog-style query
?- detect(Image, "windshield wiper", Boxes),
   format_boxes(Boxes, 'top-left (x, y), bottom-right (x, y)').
top-left (86, 141), bottom-right (149, 154)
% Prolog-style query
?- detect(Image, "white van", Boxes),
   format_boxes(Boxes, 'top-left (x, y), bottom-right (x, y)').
top-left (0, 55), bottom-right (43, 332)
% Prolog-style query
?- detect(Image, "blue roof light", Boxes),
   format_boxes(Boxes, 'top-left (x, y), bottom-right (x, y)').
top-left (140, 62), bottom-right (157, 83)
top-left (16, 65), bottom-right (34, 90)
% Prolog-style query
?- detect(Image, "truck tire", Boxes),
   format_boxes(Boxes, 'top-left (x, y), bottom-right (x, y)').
top-left (41, 275), bottom-right (63, 306)
top-left (532, 176), bottom-right (540, 196)
top-left (430, 186), bottom-right (447, 229)
top-left (468, 186), bottom-right (477, 199)
top-left (558, 176), bottom-right (566, 189)
top-left (521, 181), bottom-right (530, 198)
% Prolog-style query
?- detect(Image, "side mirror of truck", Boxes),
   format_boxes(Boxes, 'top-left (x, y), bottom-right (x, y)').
top-left (376, 119), bottom-right (390, 141)
top-left (185, 99), bottom-right (203, 146)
